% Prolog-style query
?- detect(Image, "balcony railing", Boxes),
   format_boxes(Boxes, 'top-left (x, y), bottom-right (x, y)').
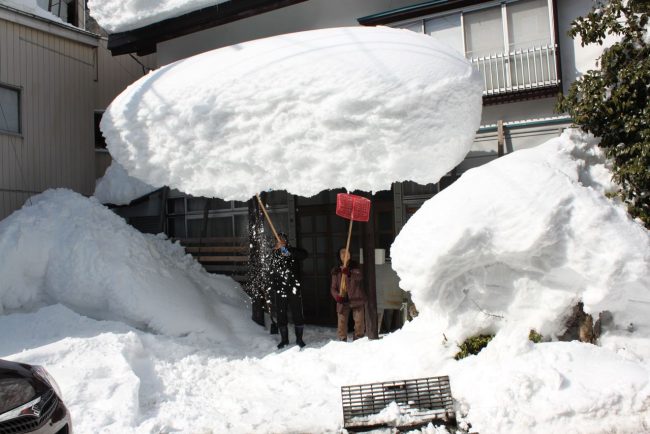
top-left (469, 44), bottom-right (559, 96)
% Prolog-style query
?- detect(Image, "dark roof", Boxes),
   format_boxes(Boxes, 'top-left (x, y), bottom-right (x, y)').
top-left (358, 0), bottom-right (487, 26)
top-left (107, 0), bottom-right (307, 56)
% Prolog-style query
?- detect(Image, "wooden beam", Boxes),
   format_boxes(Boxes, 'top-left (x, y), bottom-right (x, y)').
top-left (497, 120), bottom-right (505, 157)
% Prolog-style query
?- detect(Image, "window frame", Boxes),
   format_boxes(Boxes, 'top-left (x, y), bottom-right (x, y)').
top-left (0, 83), bottom-right (22, 136)
top-left (390, 0), bottom-right (556, 57)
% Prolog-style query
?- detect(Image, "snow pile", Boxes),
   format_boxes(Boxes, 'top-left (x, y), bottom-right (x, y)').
top-left (0, 0), bottom-right (66, 24)
top-left (392, 129), bottom-right (650, 341)
top-left (101, 26), bottom-right (483, 201)
top-left (0, 189), bottom-right (257, 338)
top-left (87, 0), bottom-right (228, 33)
top-left (94, 160), bottom-right (158, 205)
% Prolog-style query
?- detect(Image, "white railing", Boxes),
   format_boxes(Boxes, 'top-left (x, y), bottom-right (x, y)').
top-left (469, 44), bottom-right (559, 96)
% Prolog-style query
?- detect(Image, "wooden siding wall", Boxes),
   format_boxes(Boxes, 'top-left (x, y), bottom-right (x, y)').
top-left (0, 16), bottom-right (96, 219)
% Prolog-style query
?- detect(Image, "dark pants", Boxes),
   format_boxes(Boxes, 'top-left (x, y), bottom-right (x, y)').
top-left (275, 290), bottom-right (304, 327)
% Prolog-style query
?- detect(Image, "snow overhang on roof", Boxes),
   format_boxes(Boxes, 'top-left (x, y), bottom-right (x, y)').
top-left (103, 0), bottom-right (307, 56)
top-left (357, 0), bottom-right (484, 26)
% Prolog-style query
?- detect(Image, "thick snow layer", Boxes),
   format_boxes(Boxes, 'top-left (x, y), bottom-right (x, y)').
top-left (1, 132), bottom-right (648, 433)
top-left (101, 26), bottom-right (483, 201)
top-left (87, 0), bottom-right (228, 33)
top-left (1, 305), bottom-right (648, 433)
top-left (94, 160), bottom-right (158, 205)
top-left (0, 189), bottom-right (258, 339)
top-left (0, 0), bottom-right (65, 24)
top-left (392, 129), bottom-right (650, 341)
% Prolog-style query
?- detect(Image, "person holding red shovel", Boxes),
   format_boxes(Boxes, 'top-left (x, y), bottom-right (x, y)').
top-left (329, 192), bottom-right (372, 342)
top-left (331, 247), bottom-right (367, 341)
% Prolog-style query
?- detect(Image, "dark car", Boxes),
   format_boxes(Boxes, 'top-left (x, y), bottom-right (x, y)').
top-left (0, 359), bottom-right (71, 434)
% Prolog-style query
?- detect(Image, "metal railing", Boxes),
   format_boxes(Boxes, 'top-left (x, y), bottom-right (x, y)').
top-left (470, 44), bottom-right (559, 96)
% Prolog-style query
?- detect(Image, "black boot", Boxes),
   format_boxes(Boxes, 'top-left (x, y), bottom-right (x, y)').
top-left (295, 325), bottom-right (306, 348)
top-left (277, 326), bottom-right (289, 349)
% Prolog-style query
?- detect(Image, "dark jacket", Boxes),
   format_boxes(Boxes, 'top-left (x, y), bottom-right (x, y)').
top-left (269, 246), bottom-right (308, 297)
top-left (330, 263), bottom-right (366, 313)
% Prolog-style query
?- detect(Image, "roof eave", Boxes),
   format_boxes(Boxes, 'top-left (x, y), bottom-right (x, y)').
top-left (106, 0), bottom-right (307, 56)
top-left (358, 0), bottom-right (487, 26)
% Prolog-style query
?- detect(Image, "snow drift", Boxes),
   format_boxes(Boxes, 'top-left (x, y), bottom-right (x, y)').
top-left (0, 189), bottom-right (255, 338)
top-left (101, 26), bottom-right (483, 201)
top-left (94, 160), bottom-right (158, 205)
top-left (392, 129), bottom-right (650, 340)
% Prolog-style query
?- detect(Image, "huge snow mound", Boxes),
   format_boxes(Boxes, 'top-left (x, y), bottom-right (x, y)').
top-left (0, 189), bottom-right (256, 338)
top-left (101, 26), bottom-right (483, 201)
top-left (94, 160), bottom-right (158, 205)
top-left (392, 129), bottom-right (650, 340)
top-left (87, 0), bottom-right (228, 33)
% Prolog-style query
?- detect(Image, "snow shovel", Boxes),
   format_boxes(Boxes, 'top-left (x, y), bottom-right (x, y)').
top-left (336, 193), bottom-right (371, 296)
top-left (255, 194), bottom-right (290, 256)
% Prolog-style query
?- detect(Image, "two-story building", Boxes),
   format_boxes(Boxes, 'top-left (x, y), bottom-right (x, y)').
top-left (0, 0), bottom-right (155, 220)
top-left (93, 0), bottom-right (608, 329)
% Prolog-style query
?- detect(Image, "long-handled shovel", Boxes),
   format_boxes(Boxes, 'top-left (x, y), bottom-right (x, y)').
top-left (335, 193), bottom-right (371, 296)
top-left (255, 193), bottom-right (289, 255)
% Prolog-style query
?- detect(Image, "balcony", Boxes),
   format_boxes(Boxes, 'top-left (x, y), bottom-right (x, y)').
top-left (469, 44), bottom-right (560, 103)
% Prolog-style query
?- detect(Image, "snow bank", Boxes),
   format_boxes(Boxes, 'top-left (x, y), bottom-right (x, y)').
top-left (392, 129), bottom-right (650, 341)
top-left (0, 189), bottom-right (256, 338)
top-left (101, 26), bottom-right (483, 201)
top-left (94, 160), bottom-right (158, 205)
top-left (2, 305), bottom-right (649, 433)
top-left (0, 0), bottom-right (66, 24)
top-left (87, 0), bottom-right (228, 33)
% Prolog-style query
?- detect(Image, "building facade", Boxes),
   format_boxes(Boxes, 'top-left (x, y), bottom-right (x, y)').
top-left (0, 1), bottom-right (155, 220)
top-left (101, 0), bottom-right (607, 328)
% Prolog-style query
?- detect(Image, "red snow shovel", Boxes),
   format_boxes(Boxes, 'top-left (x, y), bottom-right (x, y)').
top-left (336, 193), bottom-right (371, 297)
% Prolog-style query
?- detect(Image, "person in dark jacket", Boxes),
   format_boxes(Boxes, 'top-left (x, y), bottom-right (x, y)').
top-left (269, 233), bottom-right (308, 349)
top-left (330, 247), bottom-right (366, 341)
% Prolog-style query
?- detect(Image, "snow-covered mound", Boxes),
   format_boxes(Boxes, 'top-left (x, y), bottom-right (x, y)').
top-left (392, 129), bottom-right (650, 340)
top-left (101, 26), bottom-right (483, 201)
top-left (0, 189), bottom-right (256, 338)
top-left (94, 160), bottom-right (158, 205)
top-left (88, 0), bottom-right (229, 33)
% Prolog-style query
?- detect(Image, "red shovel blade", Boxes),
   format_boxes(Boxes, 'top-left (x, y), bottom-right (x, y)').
top-left (336, 193), bottom-right (371, 222)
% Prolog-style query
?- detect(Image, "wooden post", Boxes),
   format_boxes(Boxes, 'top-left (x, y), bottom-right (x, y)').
top-left (362, 194), bottom-right (378, 339)
top-left (497, 120), bottom-right (505, 157)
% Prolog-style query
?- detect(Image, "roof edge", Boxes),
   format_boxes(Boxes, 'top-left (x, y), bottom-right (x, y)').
top-left (107, 0), bottom-right (307, 56)
top-left (358, 0), bottom-right (487, 26)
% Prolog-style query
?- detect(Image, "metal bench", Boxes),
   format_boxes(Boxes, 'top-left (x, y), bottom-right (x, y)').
top-left (341, 376), bottom-right (456, 432)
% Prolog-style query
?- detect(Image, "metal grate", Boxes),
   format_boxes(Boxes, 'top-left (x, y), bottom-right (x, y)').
top-left (341, 376), bottom-right (456, 431)
top-left (0, 390), bottom-right (58, 434)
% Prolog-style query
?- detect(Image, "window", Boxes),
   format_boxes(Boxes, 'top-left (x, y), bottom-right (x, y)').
top-left (0, 84), bottom-right (20, 134)
top-left (393, 0), bottom-right (558, 95)
top-left (37, 0), bottom-right (78, 26)
top-left (425, 13), bottom-right (463, 54)
top-left (463, 6), bottom-right (505, 58)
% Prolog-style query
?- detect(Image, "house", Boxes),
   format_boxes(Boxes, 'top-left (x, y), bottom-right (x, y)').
top-left (0, 0), bottom-right (155, 220)
top-left (94, 0), bottom-right (607, 330)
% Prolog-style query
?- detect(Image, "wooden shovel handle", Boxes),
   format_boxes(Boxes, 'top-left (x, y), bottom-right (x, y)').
top-left (340, 215), bottom-right (354, 297)
top-left (256, 194), bottom-right (281, 244)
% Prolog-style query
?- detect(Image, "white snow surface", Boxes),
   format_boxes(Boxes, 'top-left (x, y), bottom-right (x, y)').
top-left (0, 0), bottom-right (65, 24)
top-left (0, 189), bottom-right (255, 339)
top-left (101, 26), bottom-right (483, 201)
top-left (94, 160), bottom-right (158, 205)
top-left (392, 129), bottom-right (650, 342)
top-left (1, 131), bottom-right (649, 433)
top-left (87, 0), bottom-right (229, 33)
